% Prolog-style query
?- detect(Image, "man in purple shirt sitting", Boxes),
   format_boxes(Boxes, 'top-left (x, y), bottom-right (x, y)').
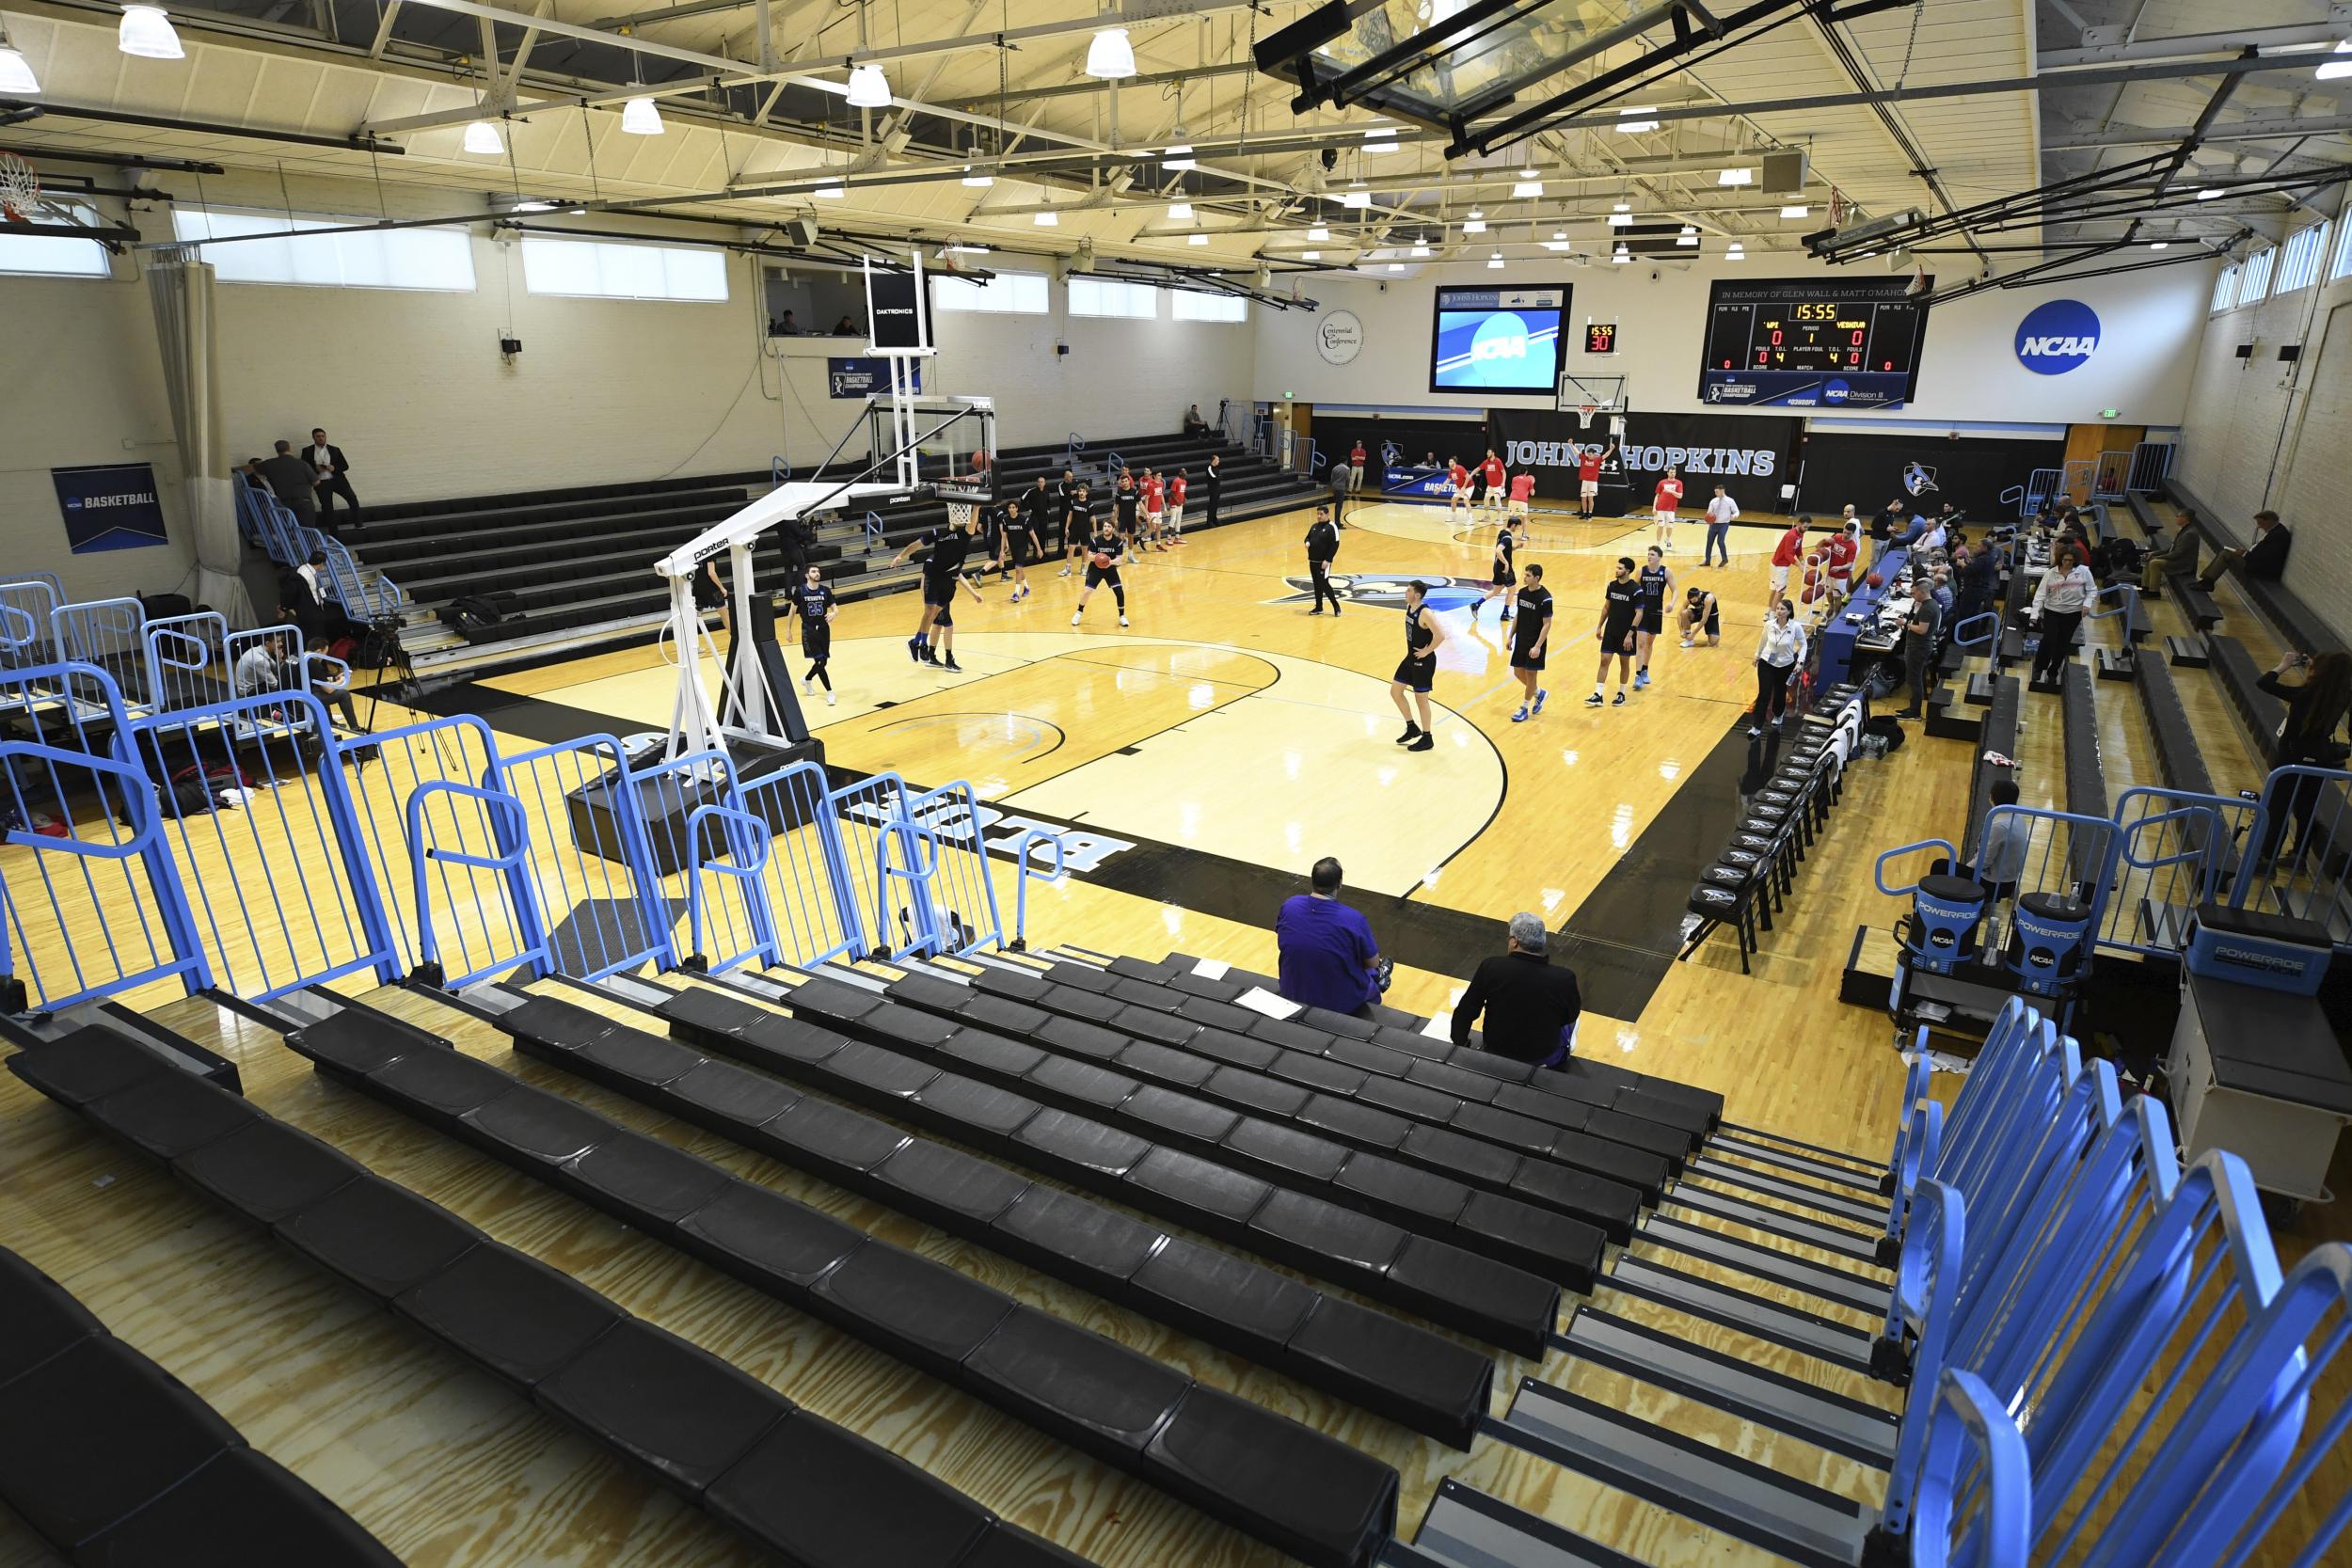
top-left (1276, 857), bottom-right (1384, 1018)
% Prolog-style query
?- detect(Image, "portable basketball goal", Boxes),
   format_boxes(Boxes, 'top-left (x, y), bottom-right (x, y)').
top-left (657, 249), bottom-right (996, 768)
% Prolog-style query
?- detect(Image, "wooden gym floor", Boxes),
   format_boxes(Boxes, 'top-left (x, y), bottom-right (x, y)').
top-left (2, 495), bottom-right (2344, 1566)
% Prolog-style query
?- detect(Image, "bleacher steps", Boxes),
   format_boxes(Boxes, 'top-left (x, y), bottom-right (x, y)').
top-left (1597, 1256), bottom-right (1879, 1374)
top-left (1635, 1215), bottom-right (1891, 1314)
top-left (1385, 1481), bottom-right (1646, 1568)
top-left (2094, 646), bottom-right (2136, 682)
top-left (1553, 1307), bottom-right (1899, 1465)
top-left (1490, 1380), bottom-right (1869, 1568)
top-left (1662, 1187), bottom-right (1883, 1264)
top-left (1674, 1156), bottom-right (1890, 1227)
top-left (2166, 634), bottom-right (2210, 669)
top-left (1963, 670), bottom-right (1998, 707)
top-left (1708, 1126), bottom-right (1881, 1183)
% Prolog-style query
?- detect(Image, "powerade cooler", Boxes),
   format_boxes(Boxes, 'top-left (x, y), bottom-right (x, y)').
top-left (2003, 892), bottom-right (2095, 1000)
top-left (2185, 902), bottom-right (2333, 995)
top-left (1903, 874), bottom-right (1990, 973)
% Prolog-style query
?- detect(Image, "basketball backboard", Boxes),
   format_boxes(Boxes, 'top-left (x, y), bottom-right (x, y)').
top-left (866, 395), bottom-right (999, 501)
top-left (1558, 371), bottom-right (1629, 434)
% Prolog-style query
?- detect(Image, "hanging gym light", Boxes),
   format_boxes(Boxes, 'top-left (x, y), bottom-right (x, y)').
top-left (846, 62), bottom-right (892, 107)
top-left (116, 5), bottom-right (183, 59)
top-left (620, 92), bottom-right (665, 135)
top-left (1085, 26), bottom-right (1136, 79)
top-left (462, 119), bottom-right (505, 155)
top-left (0, 22), bottom-right (36, 93)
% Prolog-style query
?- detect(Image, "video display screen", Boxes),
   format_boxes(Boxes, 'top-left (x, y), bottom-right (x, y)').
top-left (1430, 284), bottom-right (1569, 394)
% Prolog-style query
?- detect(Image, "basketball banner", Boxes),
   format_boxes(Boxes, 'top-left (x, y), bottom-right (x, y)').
top-left (52, 462), bottom-right (169, 554)
top-left (1487, 409), bottom-right (1802, 504)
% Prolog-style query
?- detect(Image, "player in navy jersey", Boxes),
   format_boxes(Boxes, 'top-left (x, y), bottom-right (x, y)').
top-left (784, 565), bottom-right (839, 705)
top-left (889, 511), bottom-right (984, 671)
top-left (1588, 557), bottom-right (1642, 706)
top-left (1390, 579), bottom-right (1449, 752)
top-left (1071, 515), bottom-right (1130, 628)
top-left (1058, 483), bottom-right (1093, 577)
top-left (1633, 545), bottom-right (1676, 689)
top-left (997, 498), bottom-right (1041, 604)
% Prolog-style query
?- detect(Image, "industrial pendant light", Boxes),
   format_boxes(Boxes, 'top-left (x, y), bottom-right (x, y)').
top-left (117, 5), bottom-right (183, 59)
top-left (846, 62), bottom-right (891, 107)
top-left (462, 119), bottom-right (505, 155)
top-left (1085, 26), bottom-right (1136, 79)
top-left (620, 93), bottom-right (665, 135)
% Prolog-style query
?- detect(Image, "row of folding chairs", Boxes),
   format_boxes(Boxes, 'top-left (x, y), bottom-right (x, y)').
top-left (1682, 683), bottom-right (1867, 972)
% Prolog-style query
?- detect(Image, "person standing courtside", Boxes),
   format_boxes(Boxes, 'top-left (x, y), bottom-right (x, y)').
top-left (1390, 580), bottom-right (1447, 752)
top-left (1202, 453), bottom-right (1222, 531)
top-left (1328, 455), bottom-right (1351, 528)
top-left (1894, 576), bottom-right (1942, 720)
top-left (1275, 858), bottom-right (1384, 1018)
top-left (1751, 597), bottom-right (1806, 737)
top-left (1304, 505), bottom-right (1342, 615)
top-left (1702, 483), bottom-right (1738, 568)
top-left (1451, 912), bottom-right (1581, 1066)
top-left (307, 428), bottom-right (358, 528)
top-left (1509, 562), bottom-right (1552, 722)
top-left (1575, 438), bottom-right (1614, 520)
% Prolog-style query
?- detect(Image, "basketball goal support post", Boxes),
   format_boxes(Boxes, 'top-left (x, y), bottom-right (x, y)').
top-left (655, 249), bottom-right (995, 766)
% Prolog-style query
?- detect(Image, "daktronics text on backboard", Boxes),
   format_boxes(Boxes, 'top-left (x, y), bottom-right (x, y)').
top-left (1429, 284), bottom-right (1570, 395)
top-left (1697, 276), bottom-right (1931, 409)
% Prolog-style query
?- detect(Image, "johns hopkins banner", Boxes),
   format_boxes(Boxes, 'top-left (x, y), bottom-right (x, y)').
top-left (1487, 409), bottom-right (1803, 507)
top-left (52, 463), bottom-right (170, 554)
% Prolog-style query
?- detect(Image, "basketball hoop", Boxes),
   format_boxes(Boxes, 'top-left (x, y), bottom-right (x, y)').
top-left (946, 499), bottom-right (977, 532)
top-left (1576, 403), bottom-right (1599, 432)
top-left (0, 153), bottom-right (39, 224)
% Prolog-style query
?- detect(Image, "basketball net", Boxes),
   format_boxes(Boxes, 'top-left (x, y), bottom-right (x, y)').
top-left (946, 499), bottom-right (976, 531)
top-left (1576, 404), bottom-right (1598, 432)
top-left (0, 153), bottom-right (38, 224)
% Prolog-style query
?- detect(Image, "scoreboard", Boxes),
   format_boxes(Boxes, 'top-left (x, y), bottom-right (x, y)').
top-left (1697, 276), bottom-right (1930, 409)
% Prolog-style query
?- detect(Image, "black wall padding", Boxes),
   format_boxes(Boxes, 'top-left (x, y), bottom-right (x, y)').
top-left (277, 1000), bottom-right (1401, 1568)
top-left (6, 1024), bottom-right (1100, 1568)
top-left (502, 982), bottom-right (1495, 1448)
top-left (650, 982), bottom-right (1561, 1356)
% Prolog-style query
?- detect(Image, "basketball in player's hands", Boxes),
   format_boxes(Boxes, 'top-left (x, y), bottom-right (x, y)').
top-left (1090, 549), bottom-right (1115, 569)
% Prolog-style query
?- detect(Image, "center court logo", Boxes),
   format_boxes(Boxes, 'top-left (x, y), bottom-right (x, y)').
top-left (1269, 573), bottom-right (1486, 611)
top-left (2014, 299), bottom-right (2100, 374)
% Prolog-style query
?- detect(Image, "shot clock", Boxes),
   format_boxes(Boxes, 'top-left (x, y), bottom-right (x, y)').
top-left (1697, 276), bottom-right (1931, 408)
top-left (1583, 321), bottom-right (1618, 356)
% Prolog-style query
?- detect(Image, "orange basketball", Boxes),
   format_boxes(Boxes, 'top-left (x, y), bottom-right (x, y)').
top-left (1089, 550), bottom-right (1115, 569)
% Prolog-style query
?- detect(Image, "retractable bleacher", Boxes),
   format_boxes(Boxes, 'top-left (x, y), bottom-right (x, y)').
top-left (6, 1018), bottom-right (1104, 1568)
top-left (0, 1239), bottom-right (405, 1565)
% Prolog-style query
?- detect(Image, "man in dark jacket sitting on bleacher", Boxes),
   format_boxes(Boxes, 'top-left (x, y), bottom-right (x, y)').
top-left (2197, 508), bottom-right (2290, 590)
top-left (2142, 513), bottom-right (2200, 594)
top-left (1451, 912), bottom-right (1581, 1066)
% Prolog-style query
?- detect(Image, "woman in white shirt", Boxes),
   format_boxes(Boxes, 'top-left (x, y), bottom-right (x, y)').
top-left (2028, 542), bottom-right (2097, 685)
top-left (1752, 597), bottom-right (1807, 736)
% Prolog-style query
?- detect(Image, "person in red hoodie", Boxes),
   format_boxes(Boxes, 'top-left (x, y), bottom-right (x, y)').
top-left (1507, 468), bottom-right (1536, 542)
top-left (1166, 468), bottom-right (1188, 546)
top-left (1768, 515), bottom-right (1809, 607)
top-left (1824, 519), bottom-right (1860, 605)
top-left (1651, 465), bottom-right (1684, 551)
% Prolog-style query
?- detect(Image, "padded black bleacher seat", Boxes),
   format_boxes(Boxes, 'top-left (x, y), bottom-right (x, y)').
top-left (0, 1244), bottom-right (404, 1564)
top-left (1958, 676), bottom-right (2020, 867)
top-left (277, 999), bottom-right (1400, 1566)
top-left (889, 960), bottom-right (1689, 1195)
top-left (494, 985), bottom-right (1496, 1442)
top-left (2135, 654), bottom-right (2215, 795)
top-left (648, 981), bottom-right (1561, 1354)
top-left (779, 974), bottom-right (1615, 1287)
top-left (2060, 664), bottom-right (2106, 821)
top-left (5, 1025), bottom-right (1110, 1568)
top-left (2206, 635), bottom-right (2287, 766)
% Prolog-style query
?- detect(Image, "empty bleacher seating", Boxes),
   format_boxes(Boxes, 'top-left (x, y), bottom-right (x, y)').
top-left (0, 1240), bottom-right (405, 1565)
top-left (7, 1017), bottom-right (1107, 1568)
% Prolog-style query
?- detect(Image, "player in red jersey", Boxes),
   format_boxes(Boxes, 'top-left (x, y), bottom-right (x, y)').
top-left (1823, 520), bottom-right (1860, 604)
top-left (1768, 515), bottom-right (1808, 606)
top-left (1507, 469), bottom-right (1536, 540)
top-left (1481, 451), bottom-right (1508, 523)
top-left (1575, 440), bottom-right (1615, 520)
top-left (1447, 457), bottom-right (1473, 518)
top-left (1166, 469), bottom-right (1188, 545)
top-left (1141, 467), bottom-right (1166, 551)
top-left (1651, 465), bottom-right (1684, 551)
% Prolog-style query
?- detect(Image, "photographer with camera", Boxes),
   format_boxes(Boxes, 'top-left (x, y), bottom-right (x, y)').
top-left (2254, 651), bottom-right (2352, 871)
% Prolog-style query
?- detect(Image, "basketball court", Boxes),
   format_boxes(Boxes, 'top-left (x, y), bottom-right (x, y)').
top-left (1, 4), bottom-right (2349, 1566)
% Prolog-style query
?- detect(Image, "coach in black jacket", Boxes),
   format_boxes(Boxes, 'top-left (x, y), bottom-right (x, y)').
top-left (305, 427), bottom-right (360, 526)
top-left (1202, 453), bottom-right (1222, 531)
top-left (1304, 505), bottom-right (1341, 615)
top-left (1451, 912), bottom-right (1581, 1065)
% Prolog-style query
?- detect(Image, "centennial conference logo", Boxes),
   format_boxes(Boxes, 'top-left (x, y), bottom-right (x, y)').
top-left (2014, 298), bottom-right (2100, 374)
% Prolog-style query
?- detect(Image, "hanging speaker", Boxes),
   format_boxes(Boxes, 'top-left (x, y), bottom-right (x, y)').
top-left (1762, 150), bottom-right (1807, 196)
top-left (787, 217), bottom-right (818, 247)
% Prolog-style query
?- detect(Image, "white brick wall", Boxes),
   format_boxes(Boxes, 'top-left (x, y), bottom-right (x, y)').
top-left (2177, 265), bottom-right (2352, 642)
top-left (0, 167), bottom-right (1252, 604)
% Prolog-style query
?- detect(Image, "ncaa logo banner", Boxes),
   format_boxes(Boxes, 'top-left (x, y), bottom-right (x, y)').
top-left (2014, 298), bottom-right (2099, 374)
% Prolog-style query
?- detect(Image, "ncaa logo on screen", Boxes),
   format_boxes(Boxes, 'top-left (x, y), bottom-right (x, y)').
top-left (2014, 299), bottom-right (2100, 374)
